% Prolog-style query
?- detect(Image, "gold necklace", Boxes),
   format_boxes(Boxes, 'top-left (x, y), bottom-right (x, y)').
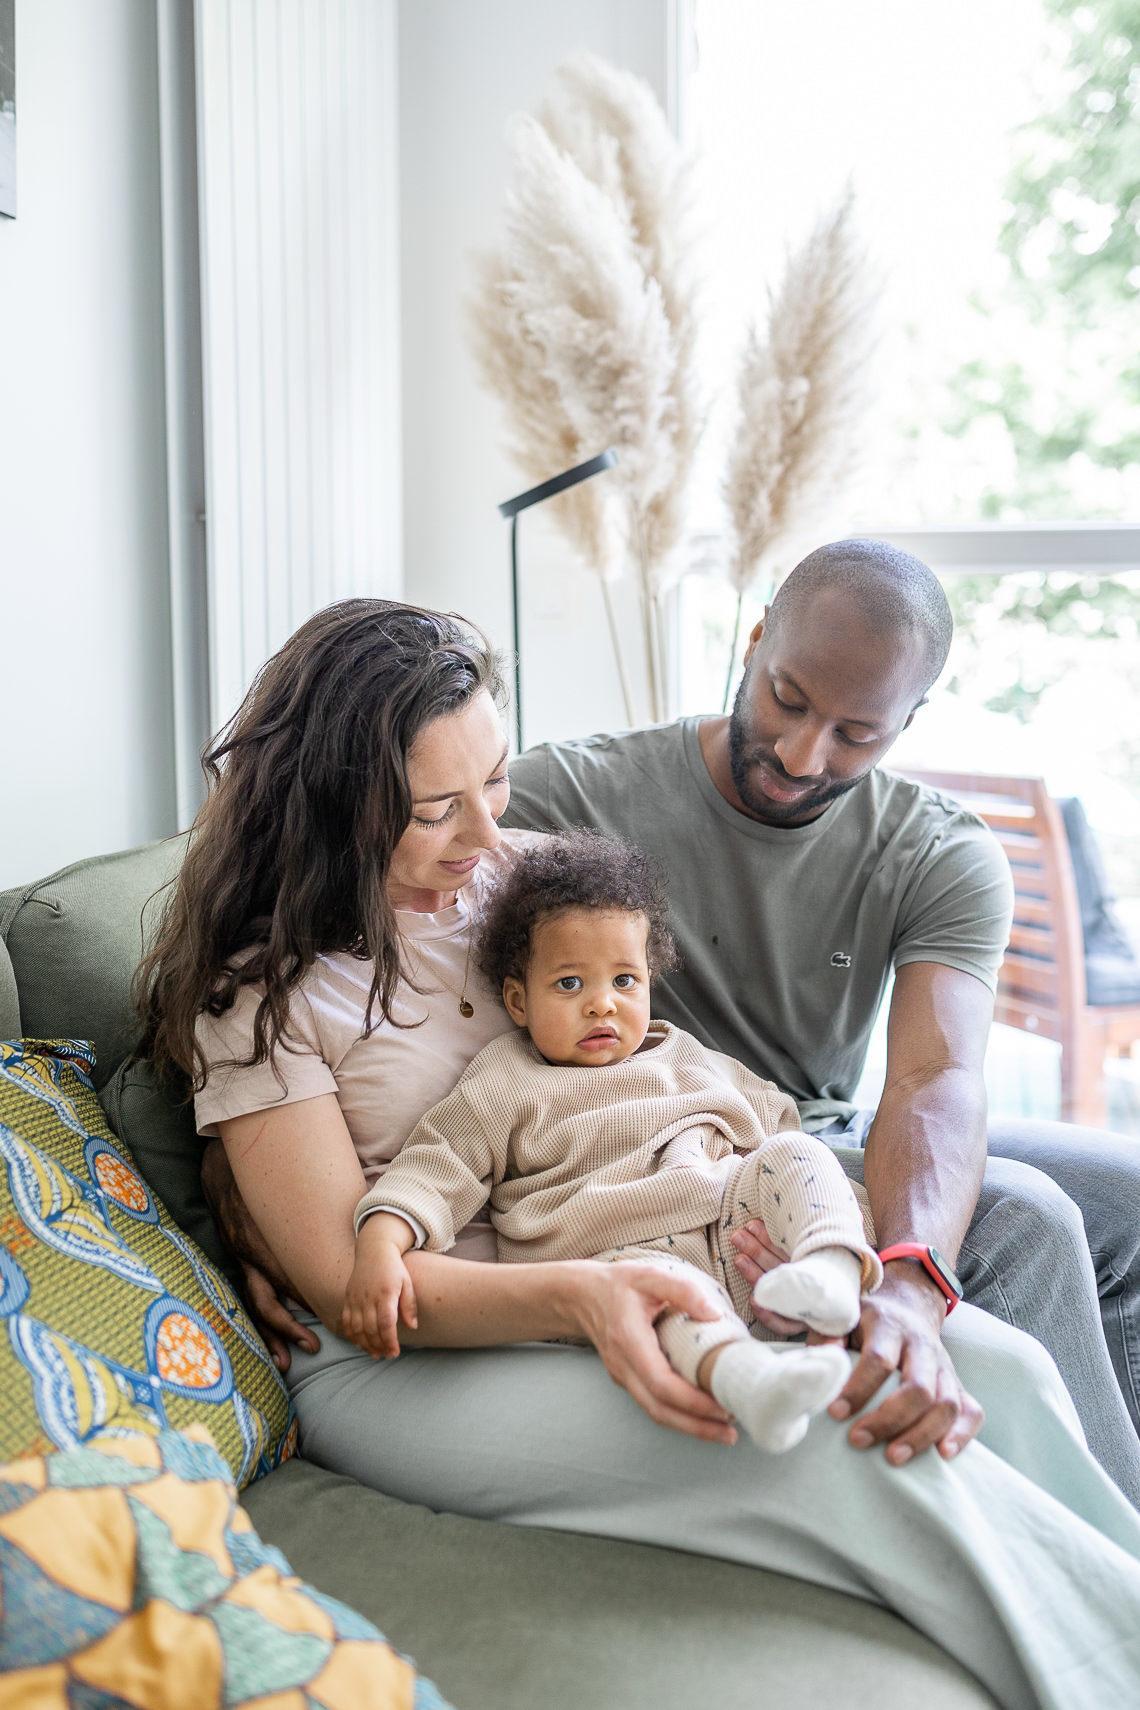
top-left (429, 927), bottom-right (476, 1018)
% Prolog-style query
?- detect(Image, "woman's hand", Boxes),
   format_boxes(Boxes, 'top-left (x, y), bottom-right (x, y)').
top-left (570, 1262), bottom-right (739, 1446)
top-left (201, 1138), bottom-right (320, 1369)
top-left (339, 1216), bottom-right (419, 1360)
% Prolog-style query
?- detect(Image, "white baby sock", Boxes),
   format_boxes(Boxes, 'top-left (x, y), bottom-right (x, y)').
top-left (709, 1341), bottom-right (849, 1453)
top-left (750, 1246), bottom-right (864, 1337)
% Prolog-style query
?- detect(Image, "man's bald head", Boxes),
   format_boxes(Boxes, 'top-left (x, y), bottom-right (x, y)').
top-left (765, 538), bottom-right (952, 698)
top-left (721, 539), bottom-right (951, 827)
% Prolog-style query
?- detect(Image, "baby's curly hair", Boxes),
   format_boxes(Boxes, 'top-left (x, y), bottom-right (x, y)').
top-left (475, 829), bottom-right (678, 993)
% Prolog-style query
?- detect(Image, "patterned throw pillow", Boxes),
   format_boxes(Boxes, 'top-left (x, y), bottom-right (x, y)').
top-left (0, 1039), bottom-right (294, 1487)
top-left (0, 1426), bottom-right (451, 1709)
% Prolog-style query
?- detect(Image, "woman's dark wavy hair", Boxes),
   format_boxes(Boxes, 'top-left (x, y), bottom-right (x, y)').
top-left (135, 599), bottom-right (506, 1090)
top-left (475, 829), bottom-right (678, 994)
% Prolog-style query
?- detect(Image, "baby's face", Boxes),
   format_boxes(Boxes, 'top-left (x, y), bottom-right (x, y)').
top-left (503, 908), bottom-right (652, 1067)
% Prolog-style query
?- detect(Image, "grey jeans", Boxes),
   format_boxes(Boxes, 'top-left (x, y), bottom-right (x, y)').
top-left (829, 1112), bottom-right (1140, 1506)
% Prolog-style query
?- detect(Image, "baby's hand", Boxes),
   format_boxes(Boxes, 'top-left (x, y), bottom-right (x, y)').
top-left (340, 1214), bottom-right (418, 1359)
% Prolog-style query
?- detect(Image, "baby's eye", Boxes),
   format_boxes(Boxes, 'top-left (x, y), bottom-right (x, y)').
top-left (556, 976), bottom-right (582, 992)
top-left (613, 974), bottom-right (637, 989)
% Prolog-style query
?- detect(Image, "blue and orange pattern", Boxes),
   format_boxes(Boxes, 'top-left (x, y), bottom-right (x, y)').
top-left (0, 1426), bottom-right (451, 1709)
top-left (0, 1040), bottom-right (294, 1487)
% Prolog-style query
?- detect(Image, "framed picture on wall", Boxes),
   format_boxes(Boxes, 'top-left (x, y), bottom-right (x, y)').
top-left (0, 0), bottom-right (14, 219)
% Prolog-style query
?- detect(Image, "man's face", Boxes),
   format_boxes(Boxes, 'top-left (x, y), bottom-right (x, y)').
top-left (728, 589), bottom-right (928, 828)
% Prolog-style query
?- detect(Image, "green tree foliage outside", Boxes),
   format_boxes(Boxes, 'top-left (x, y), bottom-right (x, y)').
top-left (945, 0), bottom-right (1140, 521)
top-left (934, 0), bottom-right (1139, 899)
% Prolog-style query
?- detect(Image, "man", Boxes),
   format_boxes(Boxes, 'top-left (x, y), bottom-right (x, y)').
top-left (503, 537), bottom-right (1140, 1502)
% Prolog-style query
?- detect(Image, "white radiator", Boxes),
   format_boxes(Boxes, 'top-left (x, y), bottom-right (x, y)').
top-left (194, 0), bottom-right (402, 733)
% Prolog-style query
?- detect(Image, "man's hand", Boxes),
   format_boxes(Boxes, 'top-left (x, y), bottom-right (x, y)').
top-left (730, 1219), bottom-right (808, 1336)
top-left (731, 1221), bottom-right (984, 1462)
top-left (201, 1139), bottom-right (319, 1370)
top-left (832, 1267), bottom-right (983, 1463)
top-left (339, 1214), bottom-right (419, 1360)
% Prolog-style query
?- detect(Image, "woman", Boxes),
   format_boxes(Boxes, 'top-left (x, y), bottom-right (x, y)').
top-left (139, 599), bottom-right (1140, 1710)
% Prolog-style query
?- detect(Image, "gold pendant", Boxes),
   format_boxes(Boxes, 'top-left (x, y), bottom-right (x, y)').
top-left (458, 999), bottom-right (475, 1018)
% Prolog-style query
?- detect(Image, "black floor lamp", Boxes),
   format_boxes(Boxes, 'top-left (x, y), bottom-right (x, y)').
top-left (498, 448), bottom-right (618, 753)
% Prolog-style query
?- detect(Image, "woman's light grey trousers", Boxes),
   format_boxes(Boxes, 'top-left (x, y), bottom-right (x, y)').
top-left (288, 1301), bottom-right (1140, 1710)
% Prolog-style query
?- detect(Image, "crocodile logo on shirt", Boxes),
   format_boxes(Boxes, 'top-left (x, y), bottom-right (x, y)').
top-left (830, 951), bottom-right (852, 968)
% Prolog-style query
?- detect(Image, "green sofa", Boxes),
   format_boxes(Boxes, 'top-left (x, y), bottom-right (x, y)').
top-left (0, 839), bottom-right (997, 1710)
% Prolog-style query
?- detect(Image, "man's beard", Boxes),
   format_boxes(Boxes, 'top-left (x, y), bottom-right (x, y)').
top-left (728, 701), bottom-right (866, 827)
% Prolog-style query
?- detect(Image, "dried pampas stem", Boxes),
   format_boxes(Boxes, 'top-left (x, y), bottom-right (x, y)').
top-left (654, 595), bottom-right (670, 722)
top-left (600, 579), bottom-right (636, 726)
top-left (721, 187), bottom-right (874, 704)
top-left (722, 591), bottom-right (744, 715)
top-left (470, 55), bottom-right (701, 726)
top-left (631, 503), bottom-right (663, 725)
top-left (542, 55), bottom-right (702, 612)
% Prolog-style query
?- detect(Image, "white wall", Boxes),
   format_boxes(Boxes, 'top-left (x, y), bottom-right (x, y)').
top-left (398, 0), bottom-right (671, 749)
top-left (0, 0), bottom-right (176, 888)
top-left (0, 0), bottom-right (674, 898)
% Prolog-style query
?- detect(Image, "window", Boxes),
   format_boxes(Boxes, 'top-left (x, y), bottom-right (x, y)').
top-left (674, 1), bottom-right (1140, 1128)
top-left (681, 0), bottom-right (1140, 531)
top-left (675, 0), bottom-right (1140, 830)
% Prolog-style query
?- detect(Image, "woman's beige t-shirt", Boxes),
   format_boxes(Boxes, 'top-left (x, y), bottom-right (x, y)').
top-left (193, 832), bottom-right (534, 1261)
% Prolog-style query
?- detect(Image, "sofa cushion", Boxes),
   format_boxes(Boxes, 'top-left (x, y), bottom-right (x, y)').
top-left (0, 1038), bottom-right (292, 1487)
top-left (0, 836), bottom-right (189, 1093)
top-left (0, 841), bottom-right (223, 1269)
top-left (0, 933), bottom-right (19, 1041)
top-left (0, 1426), bottom-right (451, 1709)
top-left (100, 1053), bottom-right (237, 1286)
top-left (244, 1457), bottom-right (997, 1710)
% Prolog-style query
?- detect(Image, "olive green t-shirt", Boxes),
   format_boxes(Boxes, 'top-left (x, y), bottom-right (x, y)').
top-left (503, 717), bottom-right (1013, 1130)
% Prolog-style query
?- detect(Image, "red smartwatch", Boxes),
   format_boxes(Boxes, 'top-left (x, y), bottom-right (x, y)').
top-left (877, 1244), bottom-right (964, 1314)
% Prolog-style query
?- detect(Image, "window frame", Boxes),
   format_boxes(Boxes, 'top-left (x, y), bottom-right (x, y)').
top-left (670, 524), bottom-right (1140, 713)
top-left (685, 524), bottom-right (1140, 581)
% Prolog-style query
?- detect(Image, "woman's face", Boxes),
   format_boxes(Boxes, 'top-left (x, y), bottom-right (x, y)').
top-left (388, 689), bottom-right (510, 909)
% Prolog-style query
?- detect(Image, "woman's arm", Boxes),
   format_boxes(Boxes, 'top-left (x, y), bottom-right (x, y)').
top-left (405, 1248), bottom-right (737, 1444)
top-left (201, 1136), bottom-right (323, 1365)
top-left (218, 1093), bottom-right (365, 1328)
top-left (217, 1094), bottom-right (737, 1443)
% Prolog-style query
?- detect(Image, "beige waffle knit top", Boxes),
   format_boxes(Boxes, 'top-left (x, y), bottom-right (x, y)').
top-left (355, 1021), bottom-right (801, 1264)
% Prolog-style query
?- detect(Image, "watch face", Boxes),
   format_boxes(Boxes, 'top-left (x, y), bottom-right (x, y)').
top-left (928, 1246), bottom-right (964, 1299)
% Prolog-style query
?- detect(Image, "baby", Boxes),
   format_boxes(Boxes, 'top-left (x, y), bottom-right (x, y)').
top-left (343, 831), bottom-right (882, 1452)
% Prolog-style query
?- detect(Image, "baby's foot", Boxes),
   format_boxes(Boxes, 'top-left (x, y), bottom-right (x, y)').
top-left (751, 1247), bottom-right (863, 1336)
top-left (709, 1342), bottom-right (849, 1453)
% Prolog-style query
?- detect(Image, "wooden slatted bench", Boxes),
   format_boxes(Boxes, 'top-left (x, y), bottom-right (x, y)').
top-left (898, 768), bottom-right (1140, 1128)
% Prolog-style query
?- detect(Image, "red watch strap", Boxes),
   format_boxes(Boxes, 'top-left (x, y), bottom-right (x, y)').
top-left (878, 1243), bottom-right (960, 1313)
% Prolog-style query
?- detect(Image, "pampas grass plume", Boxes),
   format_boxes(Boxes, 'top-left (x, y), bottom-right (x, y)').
top-left (723, 188), bottom-right (874, 598)
top-left (469, 57), bottom-right (702, 722)
top-left (469, 113), bottom-right (675, 582)
top-left (541, 54), bottom-right (701, 593)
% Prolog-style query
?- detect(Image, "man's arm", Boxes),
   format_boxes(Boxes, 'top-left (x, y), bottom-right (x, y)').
top-left (834, 959), bottom-right (992, 1460)
top-left (866, 958), bottom-right (991, 1261)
